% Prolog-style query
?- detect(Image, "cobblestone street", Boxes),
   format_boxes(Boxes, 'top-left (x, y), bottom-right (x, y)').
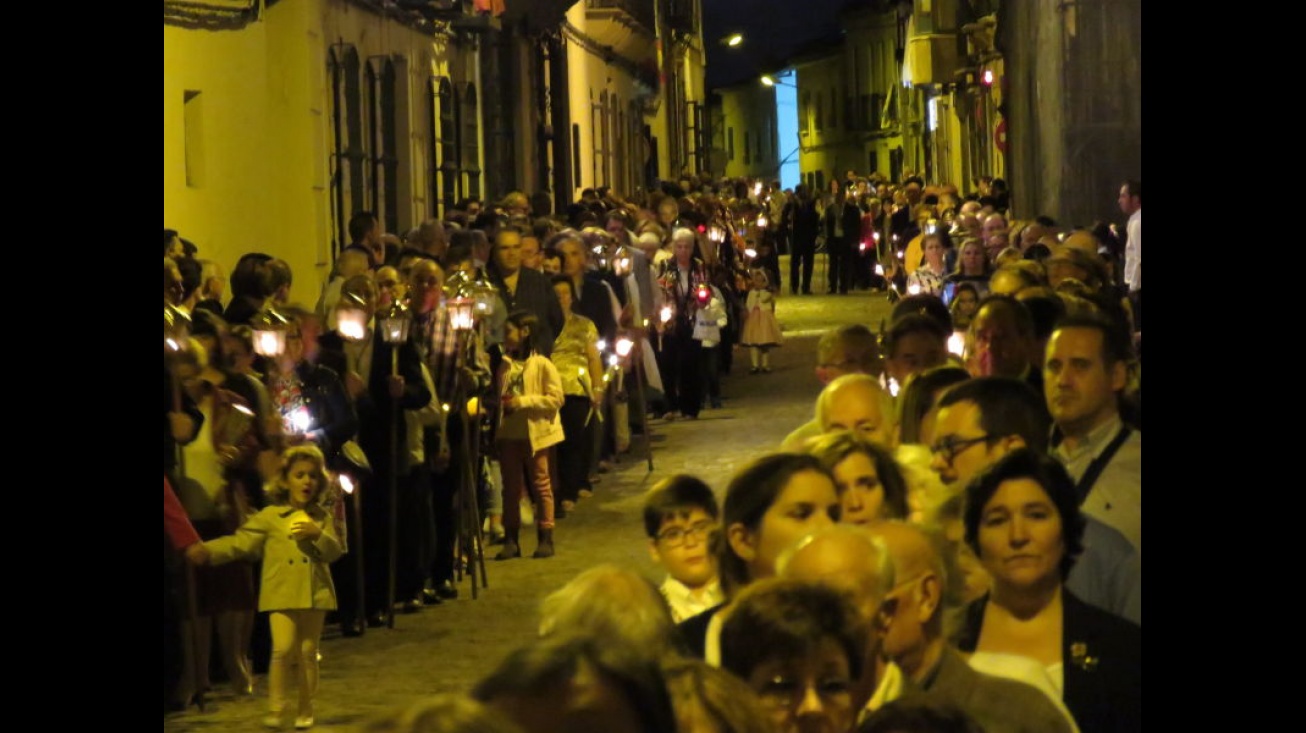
top-left (164, 286), bottom-right (893, 732)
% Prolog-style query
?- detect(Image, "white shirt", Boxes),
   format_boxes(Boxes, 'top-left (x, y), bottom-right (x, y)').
top-left (1124, 208), bottom-right (1141, 292)
top-left (660, 576), bottom-right (724, 624)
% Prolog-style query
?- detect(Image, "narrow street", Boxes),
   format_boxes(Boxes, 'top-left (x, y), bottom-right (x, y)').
top-left (164, 285), bottom-right (893, 732)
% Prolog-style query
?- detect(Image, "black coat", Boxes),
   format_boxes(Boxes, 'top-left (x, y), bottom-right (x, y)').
top-left (492, 267), bottom-right (564, 357)
top-left (957, 589), bottom-right (1142, 733)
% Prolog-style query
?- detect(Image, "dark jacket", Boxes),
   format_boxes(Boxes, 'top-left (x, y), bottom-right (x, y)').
top-left (675, 603), bottom-right (725, 660)
top-left (290, 361), bottom-right (359, 465)
top-left (822, 200), bottom-right (864, 243)
top-left (492, 267), bottom-right (564, 357)
top-left (957, 589), bottom-right (1141, 733)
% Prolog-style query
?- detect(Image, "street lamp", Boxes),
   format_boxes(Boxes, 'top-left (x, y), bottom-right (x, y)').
top-left (724, 33), bottom-right (743, 47)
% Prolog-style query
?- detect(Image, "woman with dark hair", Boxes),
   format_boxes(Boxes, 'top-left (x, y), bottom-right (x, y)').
top-left (677, 453), bottom-right (840, 660)
top-left (720, 578), bottom-right (868, 733)
top-left (957, 449), bottom-right (1141, 733)
top-left (807, 431), bottom-right (910, 525)
top-left (896, 365), bottom-right (971, 446)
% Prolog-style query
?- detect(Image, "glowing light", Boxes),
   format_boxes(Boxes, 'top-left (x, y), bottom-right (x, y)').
top-left (982, 69), bottom-right (994, 86)
top-left (753, 182), bottom-right (762, 196)
top-left (948, 332), bottom-right (966, 356)
top-left (726, 33), bottom-right (743, 46)
top-left (578, 367), bottom-right (586, 376)
top-left (339, 474), bottom-right (355, 495)
top-left (441, 403), bottom-right (451, 412)
top-left (875, 264), bottom-right (885, 276)
top-left (761, 75), bottom-right (776, 86)
top-left (744, 248), bottom-right (758, 259)
top-left (290, 407), bottom-right (312, 434)
top-left (756, 215), bottom-right (768, 227)
top-left (615, 338), bottom-right (634, 357)
top-left (859, 242), bottom-right (867, 253)
top-left (660, 305), bottom-right (673, 323)
top-left (888, 377), bottom-right (900, 397)
top-left (596, 339), bottom-right (608, 352)
top-left (907, 283), bottom-right (922, 295)
top-left (608, 354), bottom-right (620, 367)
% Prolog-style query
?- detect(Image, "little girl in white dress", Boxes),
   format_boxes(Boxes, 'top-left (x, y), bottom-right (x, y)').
top-left (740, 268), bottom-right (783, 373)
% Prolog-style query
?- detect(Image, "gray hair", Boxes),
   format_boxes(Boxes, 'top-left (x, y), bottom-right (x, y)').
top-left (538, 564), bottom-right (677, 658)
top-left (671, 227), bottom-right (697, 243)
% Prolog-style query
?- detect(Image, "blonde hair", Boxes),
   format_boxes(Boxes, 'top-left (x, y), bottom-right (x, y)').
top-left (265, 444), bottom-right (330, 507)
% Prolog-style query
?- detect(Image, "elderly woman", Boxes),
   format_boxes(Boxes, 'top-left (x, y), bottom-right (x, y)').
top-left (720, 578), bottom-right (868, 733)
top-left (956, 449), bottom-right (1140, 733)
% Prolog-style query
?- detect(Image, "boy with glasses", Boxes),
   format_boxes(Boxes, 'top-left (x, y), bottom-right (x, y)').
top-left (643, 475), bottom-right (724, 623)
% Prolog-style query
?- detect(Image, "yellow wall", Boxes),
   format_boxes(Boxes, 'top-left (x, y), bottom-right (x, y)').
top-left (164, 0), bottom-right (457, 305)
top-left (718, 84), bottom-right (778, 180)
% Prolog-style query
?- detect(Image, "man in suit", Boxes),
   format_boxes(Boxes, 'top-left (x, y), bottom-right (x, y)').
top-left (822, 190), bottom-right (863, 295)
top-left (489, 226), bottom-right (564, 356)
top-left (788, 185), bottom-right (820, 295)
top-left (317, 275), bottom-right (432, 633)
top-left (868, 522), bottom-right (1075, 733)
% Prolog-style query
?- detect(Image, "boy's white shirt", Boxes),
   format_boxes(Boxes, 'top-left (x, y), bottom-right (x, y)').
top-left (660, 575), bottom-right (724, 624)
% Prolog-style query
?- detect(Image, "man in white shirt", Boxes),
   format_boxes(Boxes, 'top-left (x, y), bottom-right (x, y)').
top-left (1117, 180), bottom-right (1141, 330)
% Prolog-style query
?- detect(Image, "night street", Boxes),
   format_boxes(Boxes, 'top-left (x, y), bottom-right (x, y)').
top-left (164, 285), bottom-right (894, 733)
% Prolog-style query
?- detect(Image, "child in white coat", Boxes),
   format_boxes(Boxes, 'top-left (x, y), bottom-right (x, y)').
top-left (740, 268), bottom-right (783, 373)
top-left (187, 444), bottom-right (343, 730)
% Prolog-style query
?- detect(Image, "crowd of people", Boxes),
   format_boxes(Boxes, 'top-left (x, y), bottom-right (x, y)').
top-left (164, 169), bottom-right (1141, 732)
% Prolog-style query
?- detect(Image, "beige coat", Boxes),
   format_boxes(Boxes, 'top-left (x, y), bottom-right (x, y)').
top-left (500, 353), bottom-right (565, 453)
top-left (203, 504), bottom-right (344, 612)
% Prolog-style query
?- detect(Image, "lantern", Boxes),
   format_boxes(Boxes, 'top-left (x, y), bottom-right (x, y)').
top-left (695, 283), bottom-right (712, 305)
top-left (613, 252), bottom-right (632, 277)
top-left (164, 304), bottom-right (191, 353)
top-left (659, 305), bottom-right (674, 324)
top-left (448, 297), bottom-right (476, 332)
top-left (756, 214), bottom-right (768, 227)
top-left (471, 271), bottom-right (498, 317)
top-left (377, 300), bottom-right (412, 347)
top-left (251, 307), bottom-right (290, 358)
top-left (708, 225), bottom-right (726, 243)
top-left (336, 293), bottom-right (369, 342)
top-left (615, 336), bottom-right (634, 358)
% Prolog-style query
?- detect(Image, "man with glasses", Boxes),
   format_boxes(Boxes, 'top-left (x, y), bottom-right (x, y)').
top-left (930, 377), bottom-right (1140, 624)
top-left (643, 476), bottom-right (723, 623)
top-left (866, 521), bottom-right (1075, 733)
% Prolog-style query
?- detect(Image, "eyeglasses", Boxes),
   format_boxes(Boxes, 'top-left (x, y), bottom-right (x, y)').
top-left (656, 520), bottom-right (714, 547)
top-left (756, 675), bottom-right (853, 711)
top-left (929, 434), bottom-right (992, 465)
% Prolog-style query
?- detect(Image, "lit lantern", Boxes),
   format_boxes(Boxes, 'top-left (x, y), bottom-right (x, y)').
top-left (907, 282), bottom-right (922, 295)
top-left (252, 307), bottom-right (290, 358)
top-left (660, 305), bottom-right (674, 324)
top-left (448, 297), bottom-right (476, 332)
top-left (708, 226), bottom-right (726, 243)
top-left (615, 337), bottom-right (634, 358)
top-left (336, 293), bottom-right (369, 342)
top-left (608, 354), bottom-right (620, 367)
top-left (377, 300), bottom-right (412, 347)
top-left (873, 231), bottom-right (881, 242)
top-left (164, 304), bottom-right (191, 353)
top-left (471, 272), bottom-right (499, 317)
top-left (875, 264), bottom-right (885, 276)
top-left (744, 248), bottom-right (758, 259)
top-left (695, 283), bottom-right (712, 305)
top-left (947, 331), bottom-right (966, 357)
top-left (613, 253), bottom-right (632, 277)
top-left (859, 241), bottom-right (868, 253)
top-left (596, 339), bottom-right (608, 352)
top-left (339, 474), bottom-right (356, 495)
top-left (753, 182), bottom-right (762, 196)
top-left (757, 214), bottom-right (768, 227)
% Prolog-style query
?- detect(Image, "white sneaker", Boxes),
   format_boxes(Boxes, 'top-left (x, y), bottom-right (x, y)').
top-left (294, 716), bottom-right (315, 729)
top-left (263, 712), bottom-right (285, 728)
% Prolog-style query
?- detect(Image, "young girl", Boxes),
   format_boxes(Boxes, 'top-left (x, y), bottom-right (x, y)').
top-left (495, 311), bottom-right (565, 561)
top-left (739, 268), bottom-right (783, 374)
top-left (187, 444), bottom-right (343, 730)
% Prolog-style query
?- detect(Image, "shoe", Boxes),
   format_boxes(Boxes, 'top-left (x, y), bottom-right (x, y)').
top-left (294, 716), bottom-right (315, 729)
top-left (420, 588), bottom-right (445, 605)
top-left (577, 489), bottom-right (593, 499)
top-left (561, 499), bottom-right (577, 512)
top-left (400, 598), bottom-right (422, 614)
top-left (435, 579), bottom-right (459, 600)
top-left (367, 611), bottom-right (388, 628)
top-left (533, 528), bottom-right (555, 558)
top-left (495, 530), bottom-right (521, 561)
top-left (340, 618), bottom-right (365, 637)
top-left (264, 712), bottom-right (286, 728)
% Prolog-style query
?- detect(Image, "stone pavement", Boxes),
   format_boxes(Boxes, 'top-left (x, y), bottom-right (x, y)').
top-left (163, 289), bottom-right (894, 733)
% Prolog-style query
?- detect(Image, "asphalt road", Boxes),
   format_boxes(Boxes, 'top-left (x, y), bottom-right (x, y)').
top-left (163, 284), bottom-right (894, 732)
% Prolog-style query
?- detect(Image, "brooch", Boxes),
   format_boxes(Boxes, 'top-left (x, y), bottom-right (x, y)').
top-left (1070, 642), bottom-right (1099, 672)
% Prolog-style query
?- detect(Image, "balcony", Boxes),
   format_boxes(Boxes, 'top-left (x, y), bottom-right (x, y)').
top-left (584, 0), bottom-right (658, 63)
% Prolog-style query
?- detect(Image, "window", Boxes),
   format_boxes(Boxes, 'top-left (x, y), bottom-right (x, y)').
top-left (815, 90), bottom-right (823, 131)
top-left (459, 83), bottom-right (481, 199)
top-left (430, 77), bottom-right (457, 217)
top-left (801, 93), bottom-right (811, 136)
top-left (743, 131), bottom-right (750, 164)
top-left (868, 150), bottom-right (878, 174)
top-left (368, 58), bottom-right (399, 235)
top-left (815, 170), bottom-right (825, 192)
top-left (328, 45), bottom-right (365, 257)
top-left (830, 88), bottom-right (838, 129)
top-left (728, 127), bottom-right (735, 160)
top-left (183, 90), bottom-right (204, 188)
